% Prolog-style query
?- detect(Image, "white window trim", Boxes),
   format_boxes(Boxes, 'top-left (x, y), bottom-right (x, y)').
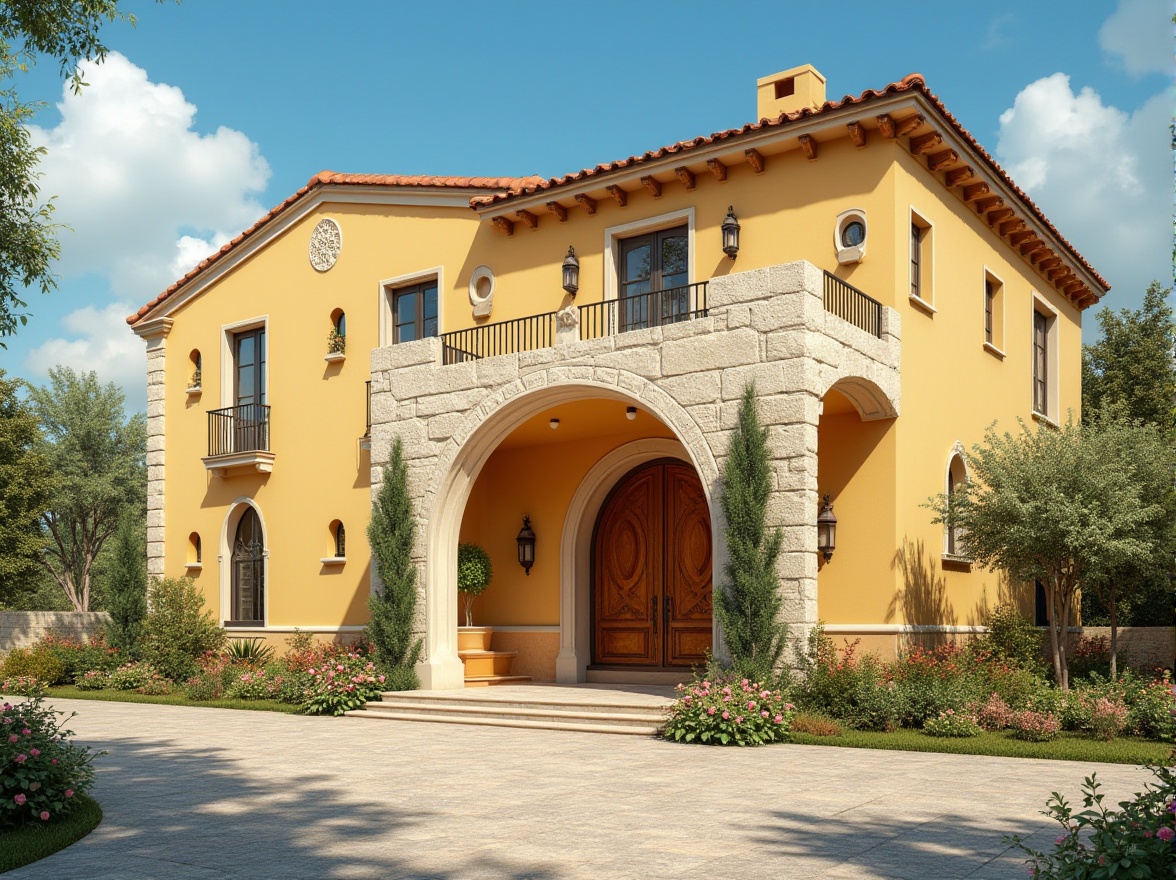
top-left (602, 208), bottom-right (695, 303)
top-left (982, 265), bottom-right (1006, 353)
top-left (909, 205), bottom-right (934, 311)
top-left (219, 316), bottom-right (269, 409)
top-left (1031, 291), bottom-right (1060, 421)
top-left (219, 497), bottom-right (270, 628)
top-left (377, 266), bottom-right (445, 348)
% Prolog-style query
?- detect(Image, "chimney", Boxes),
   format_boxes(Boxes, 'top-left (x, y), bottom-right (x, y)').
top-left (756, 64), bottom-right (827, 120)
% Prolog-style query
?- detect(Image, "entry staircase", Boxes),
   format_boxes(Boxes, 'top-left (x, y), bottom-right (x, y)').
top-left (346, 685), bottom-right (673, 736)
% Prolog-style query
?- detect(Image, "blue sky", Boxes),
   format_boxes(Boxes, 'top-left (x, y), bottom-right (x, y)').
top-left (4, 0), bottom-right (1171, 411)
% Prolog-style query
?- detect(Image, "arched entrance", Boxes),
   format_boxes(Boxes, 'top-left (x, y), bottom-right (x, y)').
top-left (231, 507), bottom-right (265, 626)
top-left (592, 459), bottom-right (712, 668)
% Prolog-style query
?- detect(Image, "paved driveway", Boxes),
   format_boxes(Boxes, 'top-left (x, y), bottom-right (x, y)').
top-left (10, 697), bottom-right (1155, 879)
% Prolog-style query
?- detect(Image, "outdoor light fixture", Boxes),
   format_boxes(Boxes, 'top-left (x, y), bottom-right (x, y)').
top-left (625, 406), bottom-right (637, 421)
top-left (722, 206), bottom-right (741, 260)
top-left (817, 494), bottom-right (837, 563)
top-left (562, 246), bottom-right (580, 297)
top-left (516, 515), bottom-right (536, 576)
top-left (549, 418), bottom-right (560, 429)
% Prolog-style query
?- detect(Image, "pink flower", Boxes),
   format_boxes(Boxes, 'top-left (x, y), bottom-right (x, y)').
top-left (21, 728), bottom-right (29, 735)
top-left (39, 811), bottom-right (49, 821)
top-left (13, 754), bottom-right (26, 763)
top-left (773, 714), bottom-right (784, 724)
top-left (51, 759), bottom-right (58, 765)
top-left (13, 794), bottom-right (25, 805)
top-left (65, 789), bottom-right (73, 798)
top-left (1158, 827), bottom-right (1175, 842)
top-left (735, 716), bottom-right (744, 724)
top-left (748, 701), bottom-right (756, 710)
top-left (721, 711), bottom-right (730, 720)
top-left (707, 707), bottom-right (716, 716)
top-left (785, 703), bottom-right (795, 711)
top-left (308, 668), bottom-right (316, 675)
top-left (7, 734), bottom-right (15, 743)
top-left (29, 748), bottom-right (39, 757)
top-left (1055, 836), bottom-right (1067, 845)
top-left (761, 711), bottom-right (769, 718)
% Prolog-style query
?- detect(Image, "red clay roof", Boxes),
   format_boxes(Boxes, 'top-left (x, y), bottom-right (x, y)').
top-left (126, 172), bottom-right (543, 326)
top-left (474, 73), bottom-right (1108, 293)
top-left (129, 74), bottom-right (1107, 327)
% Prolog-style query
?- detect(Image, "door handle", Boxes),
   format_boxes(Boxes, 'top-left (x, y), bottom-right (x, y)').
top-left (664, 595), bottom-right (673, 630)
top-left (651, 596), bottom-right (658, 635)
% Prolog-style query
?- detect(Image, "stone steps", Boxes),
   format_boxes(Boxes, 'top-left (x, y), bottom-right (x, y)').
top-left (346, 689), bottom-right (668, 736)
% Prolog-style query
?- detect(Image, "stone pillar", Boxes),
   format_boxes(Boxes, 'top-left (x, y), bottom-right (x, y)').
top-left (133, 318), bottom-right (173, 579)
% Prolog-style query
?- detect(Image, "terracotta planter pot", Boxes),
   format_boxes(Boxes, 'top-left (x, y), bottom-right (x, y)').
top-left (458, 626), bottom-right (493, 652)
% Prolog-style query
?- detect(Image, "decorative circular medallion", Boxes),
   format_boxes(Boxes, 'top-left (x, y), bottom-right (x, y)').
top-left (309, 218), bottom-right (342, 272)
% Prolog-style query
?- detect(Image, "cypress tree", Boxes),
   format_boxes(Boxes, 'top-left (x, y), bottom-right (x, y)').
top-left (715, 383), bottom-right (788, 681)
top-left (366, 437), bottom-right (423, 678)
top-left (105, 514), bottom-right (147, 656)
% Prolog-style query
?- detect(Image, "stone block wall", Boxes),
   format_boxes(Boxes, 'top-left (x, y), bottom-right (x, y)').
top-left (0, 612), bottom-right (111, 653)
top-left (1075, 626), bottom-right (1175, 670)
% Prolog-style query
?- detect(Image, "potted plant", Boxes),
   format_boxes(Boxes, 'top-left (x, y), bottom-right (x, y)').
top-left (457, 543), bottom-right (493, 651)
top-left (327, 327), bottom-right (346, 355)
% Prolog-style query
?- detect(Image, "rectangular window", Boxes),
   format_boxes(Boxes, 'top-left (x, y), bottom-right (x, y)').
top-left (1033, 309), bottom-right (1049, 415)
top-left (618, 225), bottom-right (689, 331)
top-left (233, 327), bottom-right (266, 407)
top-left (392, 281), bottom-right (439, 344)
top-left (983, 270), bottom-right (1005, 353)
top-left (909, 211), bottom-right (932, 309)
top-left (910, 223), bottom-right (922, 299)
top-left (985, 280), bottom-right (995, 343)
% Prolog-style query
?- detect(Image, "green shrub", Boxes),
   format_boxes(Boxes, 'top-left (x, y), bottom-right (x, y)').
top-left (224, 638), bottom-right (275, 665)
top-left (141, 577), bottom-right (226, 682)
top-left (663, 668), bottom-right (795, 746)
top-left (1123, 670), bottom-right (1176, 741)
top-left (106, 662), bottom-right (156, 691)
top-left (792, 628), bottom-right (898, 730)
top-left (456, 543), bottom-right (493, 627)
top-left (923, 709), bottom-right (982, 738)
top-left (979, 603), bottom-right (1045, 672)
top-left (224, 668), bottom-right (283, 701)
top-left (104, 515), bottom-right (147, 657)
top-left (0, 677), bottom-right (46, 698)
top-left (789, 712), bottom-right (842, 737)
top-left (35, 633), bottom-right (121, 683)
top-left (891, 643), bottom-right (975, 727)
top-left (182, 672), bottom-right (223, 702)
top-left (1010, 763), bottom-right (1176, 878)
top-left (298, 651), bottom-right (386, 716)
top-left (843, 660), bottom-right (900, 732)
top-left (1, 694), bottom-right (98, 828)
top-left (1, 648), bottom-right (65, 686)
top-left (134, 675), bottom-right (175, 696)
top-left (1068, 634), bottom-right (1113, 681)
top-left (383, 665), bottom-right (419, 692)
top-left (72, 671), bottom-right (108, 691)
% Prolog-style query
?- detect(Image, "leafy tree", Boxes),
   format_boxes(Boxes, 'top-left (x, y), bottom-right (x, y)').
top-left (715, 383), bottom-right (788, 682)
top-left (104, 513), bottom-right (147, 656)
top-left (1082, 282), bottom-right (1175, 431)
top-left (0, 370), bottom-right (51, 606)
top-left (936, 417), bottom-right (1172, 689)
top-left (141, 576), bottom-right (225, 682)
top-left (0, 1), bottom-right (156, 343)
top-left (366, 437), bottom-right (423, 677)
top-left (28, 367), bottom-right (145, 612)
top-left (1081, 282), bottom-right (1176, 639)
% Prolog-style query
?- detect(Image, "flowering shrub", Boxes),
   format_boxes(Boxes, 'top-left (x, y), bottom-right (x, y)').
top-left (183, 672), bottom-right (222, 702)
top-left (1010, 709), bottom-right (1061, 742)
top-left (0, 677), bottom-right (46, 699)
top-left (923, 708), bottom-right (981, 738)
top-left (1, 695), bottom-right (97, 828)
top-left (663, 671), bottom-right (795, 746)
top-left (106, 662), bottom-right (157, 691)
top-left (1123, 670), bottom-right (1176, 741)
top-left (36, 632), bottom-right (121, 683)
top-left (73, 670), bottom-right (109, 691)
top-left (1087, 696), bottom-right (1129, 742)
top-left (1, 648), bottom-right (65, 686)
top-left (298, 652), bottom-right (386, 716)
top-left (892, 643), bottom-right (975, 727)
top-left (792, 630), bottom-right (899, 731)
top-left (225, 669), bottom-right (285, 701)
top-left (1068, 635), bottom-right (1112, 681)
top-left (134, 675), bottom-right (175, 696)
top-left (1010, 762), bottom-right (1176, 878)
top-left (971, 693), bottom-right (1014, 731)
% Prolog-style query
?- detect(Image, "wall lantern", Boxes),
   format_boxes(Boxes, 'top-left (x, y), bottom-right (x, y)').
top-left (625, 406), bottom-right (637, 421)
top-left (516, 515), bottom-right (536, 576)
top-left (721, 206), bottom-right (741, 260)
top-left (562, 246), bottom-right (580, 297)
top-left (817, 495), bottom-right (837, 563)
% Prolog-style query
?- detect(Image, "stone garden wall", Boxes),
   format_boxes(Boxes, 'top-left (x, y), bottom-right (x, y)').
top-left (0, 612), bottom-right (111, 653)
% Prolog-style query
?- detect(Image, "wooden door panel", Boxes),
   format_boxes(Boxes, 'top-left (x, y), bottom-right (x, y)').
top-left (665, 463), bottom-right (713, 666)
top-left (594, 467), bottom-right (661, 665)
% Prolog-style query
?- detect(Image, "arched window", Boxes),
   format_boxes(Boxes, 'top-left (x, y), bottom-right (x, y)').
top-left (231, 508), bottom-right (265, 625)
top-left (329, 309), bottom-right (346, 354)
top-left (334, 521), bottom-right (346, 558)
top-left (189, 350), bottom-right (202, 389)
top-left (188, 532), bottom-right (202, 565)
top-left (945, 451), bottom-right (968, 557)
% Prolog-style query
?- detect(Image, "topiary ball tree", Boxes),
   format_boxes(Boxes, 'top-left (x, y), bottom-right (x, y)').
top-left (457, 543), bottom-right (493, 627)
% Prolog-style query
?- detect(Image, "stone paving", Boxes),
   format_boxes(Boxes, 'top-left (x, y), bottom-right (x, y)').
top-left (11, 696), bottom-right (1156, 880)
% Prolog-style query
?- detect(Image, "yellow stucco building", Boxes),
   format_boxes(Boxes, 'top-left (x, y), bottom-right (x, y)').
top-left (128, 66), bottom-right (1106, 690)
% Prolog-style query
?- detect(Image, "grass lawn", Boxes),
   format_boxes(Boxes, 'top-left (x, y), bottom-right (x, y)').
top-left (786, 727), bottom-right (1172, 765)
top-left (44, 686), bottom-right (299, 714)
top-left (0, 795), bottom-right (102, 874)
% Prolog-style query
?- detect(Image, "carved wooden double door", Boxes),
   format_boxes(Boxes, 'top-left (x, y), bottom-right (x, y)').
top-left (593, 460), bottom-right (713, 667)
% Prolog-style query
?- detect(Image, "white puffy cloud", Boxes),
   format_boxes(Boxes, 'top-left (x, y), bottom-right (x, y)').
top-left (1099, 0), bottom-right (1171, 76)
top-left (23, 302), bottom-right (147, 410)
top-left (26, 52), bottom-right (271, 300)
top-left (996, 74), bottom-right (1169, 302)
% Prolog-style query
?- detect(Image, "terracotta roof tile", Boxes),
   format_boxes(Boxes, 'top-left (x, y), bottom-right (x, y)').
top-left (474, 72), bottom-right (1107, 293)
top-left (126, 172), bottom-right (543, 326)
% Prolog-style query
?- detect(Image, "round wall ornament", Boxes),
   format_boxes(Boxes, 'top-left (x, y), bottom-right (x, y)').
top-left (309, 218), bottom-right (342, 271)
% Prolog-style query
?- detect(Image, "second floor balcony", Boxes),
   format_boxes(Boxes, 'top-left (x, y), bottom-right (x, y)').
top-left (203, 403), bottom-right (275, 477)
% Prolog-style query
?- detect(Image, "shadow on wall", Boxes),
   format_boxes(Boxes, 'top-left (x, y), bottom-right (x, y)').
top-left (887, 538), bottom-right (954, 648)
top-left (965, 574), bottom-right (1034, 629)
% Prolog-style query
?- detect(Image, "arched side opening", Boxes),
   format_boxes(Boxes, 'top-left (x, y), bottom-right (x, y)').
top-left (944, 443), bottom-right (968, 558)
top-left (219, 498), bottom-right (269, 629)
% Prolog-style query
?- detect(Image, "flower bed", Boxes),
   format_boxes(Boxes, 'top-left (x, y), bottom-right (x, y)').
top-left (664, 671), bottom-right (795, 746)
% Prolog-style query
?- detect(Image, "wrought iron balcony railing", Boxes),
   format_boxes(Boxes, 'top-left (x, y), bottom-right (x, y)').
top-left (208, 404), bottom-right (270, 457)
top-left (441, 311), bottom-right (558, 365)
top-left (823, 271), bottom-right (882, 338)
top-left (579, 282), bottom-right (708, 340)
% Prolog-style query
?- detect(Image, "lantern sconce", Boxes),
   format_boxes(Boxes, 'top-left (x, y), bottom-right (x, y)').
top-left (516, 515), bottom-right (536, 576)
top-left (625, 406), bottom-right (637, 421)
top-left (817, 494), bottom-right (837, 563)
top-left (562, 246), bottom-right (580, 297)
top-left (722, 206), bottom-right (741, 260)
